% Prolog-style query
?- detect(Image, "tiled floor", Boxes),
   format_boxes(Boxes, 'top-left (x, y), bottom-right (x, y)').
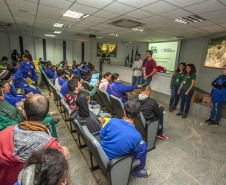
top-left (39, 76), bottom-right (226, 185)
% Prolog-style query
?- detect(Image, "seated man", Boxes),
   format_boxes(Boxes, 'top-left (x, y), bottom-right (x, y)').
top-left (131, 84), bottom-right (168, 140)
top-left (0, 94), bottom-right (64, 185)
top-left (73, 64), bottom-right (81, 75)
top-left (0, 89), bottom-right (57, 138)
top-left (8, 62), bottom-right (41, 94)
top-left (100, 100), bottom-right (150, 178)
top-left (45, 63), bottom-right (55, 78)
top-left (19, 54), bottom-right (37, 84)
top-left (60, 73), bottom-right (75, 97)
top-left (53, 67), bottom-right (62, 85)
top-left (55, 69), bottom-right (66, 91)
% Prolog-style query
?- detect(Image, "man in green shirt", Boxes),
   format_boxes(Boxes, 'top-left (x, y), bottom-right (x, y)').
top-left (0, 56), bottom-right (9, 70)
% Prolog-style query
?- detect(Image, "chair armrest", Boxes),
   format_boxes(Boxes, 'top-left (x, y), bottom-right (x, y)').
top-left (92, 131), bottom-right (100, 137)
top-left (107, 154), bottom-right (133, 171)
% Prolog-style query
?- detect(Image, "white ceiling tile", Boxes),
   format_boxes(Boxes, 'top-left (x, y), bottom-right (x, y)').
top-left (141, 1), bottom-right (178, 14)
top-left (164, 0), bottom-right (208, 7)
top-left (199, 24), bottom-right (224, 30)
top-left (8, 6), bottom-right (37, 15)
top-left (93, 10), bottom-right (120, 19)
top-left (39, 0), bottom-right (73, 9)
top-left (0, 10), bottom-right (12, 16)
top-left (37, 11), bottom-right (62, 19)
top-left (142, 15), bottom-right (170, 23)
top-left (57, 16), bottom-right (81, 24)
top-left (218, 0), bottom-right (226, 5)
top-left (12, 12), bottom-right (36, 20)
top-left (76, 0), bottom-right (112, 9)
top-left (211, 17), bottom-right (226, 24)
top-left (161, 9), bottom-right (192, 19)
top-left (103, 2), bottom-right (136, 14)
top-left (189, 20), bottom-right (218, 27)
top-left (0, 3), bottom-right (9, 10)
top-left (200, 9), bottom-right (226, 20)
top-left (125, 9), bottom-right (155, 19)
top-left (70, 3), bottom-right (99, 15)
top-left (38, 4), bottom-right (66, 14)
top-left (84, 16), bottom-right (108, 23)
top-left (219, 23), bottom-right (226, 28)
top-left (6, 0), bottom-right (38, 10)
top-left (117, 0), bottom-right (158, 8)
top-left (184, 0), bottom-right (225, 14)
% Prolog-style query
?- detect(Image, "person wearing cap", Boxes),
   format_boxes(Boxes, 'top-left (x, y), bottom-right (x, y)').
top-left (19, 54), bottom-right (37, 84)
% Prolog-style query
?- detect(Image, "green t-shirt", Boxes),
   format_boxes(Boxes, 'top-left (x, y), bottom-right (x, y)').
top-left (182, 73), bottom-right (196, 91)
top-left (0, 61), bottom-right (6, 69)
top-left (173, 72), bottom-right (184, 86)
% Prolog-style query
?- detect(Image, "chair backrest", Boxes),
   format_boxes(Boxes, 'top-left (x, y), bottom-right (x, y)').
top-left (90, 86), bottom-right (102, 105)
top-left (60, 98), bottom-right (71, 115)
top-left (56, 90), bottom-right (64, 100)
top-left (109, 95), bottom-right (124, 119)
top-left (81, 125), bottom-right (109, 176)
top-left (133, 112), bottom-right (146, 138)
top-left (99, 89), bottom-right (113, 114)
top-left (83, 81), bottom-right (92, 91)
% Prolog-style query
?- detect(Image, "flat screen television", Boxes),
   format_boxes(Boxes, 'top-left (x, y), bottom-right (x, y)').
top-left (204, 36), bottom-right (226, 68)
top-left (97, 43), bottom-right (117, 57)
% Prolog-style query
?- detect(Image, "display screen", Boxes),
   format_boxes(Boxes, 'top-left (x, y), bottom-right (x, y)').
top-left (97, 43), bottom-right (117, 57)
top-left (204, 36), bottom-right (226, 69)
top-left (148, 41), bottom-right (180, 72)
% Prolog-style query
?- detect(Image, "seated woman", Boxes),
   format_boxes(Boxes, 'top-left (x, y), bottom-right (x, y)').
top-left (14, 148), bottom-right (69, 185)
top-left (99, 72), bottom-right (112, 91)
top-left (8, 63), bottom-right (41, 94)
top-left (107, 73), bottom-right (140, 103)
top-left (55, 69), bottom-right (66, 91)
top-left (72, 91), bottom-right (104, 134)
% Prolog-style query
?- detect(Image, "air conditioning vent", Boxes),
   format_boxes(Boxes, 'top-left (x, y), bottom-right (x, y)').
top-left (109, 18), bottom-right (144, 28)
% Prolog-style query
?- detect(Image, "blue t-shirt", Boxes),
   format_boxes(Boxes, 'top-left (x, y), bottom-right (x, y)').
top-left (19, 61), bottom-right (37, 82)
top-left (45, 68), bottom-right (55, 78)
top-left (73, 68), bottom-right (81, 75)
top-left (100, 118), bottom-right (141, 160)
top-left (60, 80), bottom-right (69, 97)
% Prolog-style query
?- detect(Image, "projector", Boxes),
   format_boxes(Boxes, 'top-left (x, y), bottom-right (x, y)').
top-left (89, 34), bottom-right (96, 38)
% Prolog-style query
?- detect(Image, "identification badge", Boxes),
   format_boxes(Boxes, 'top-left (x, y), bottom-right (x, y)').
top-left (143, 67), bottom-right (146, 76)
top-left (183, 81), bottom-right (186, 84)
top-left (176, 79), bottom-right (179, 82)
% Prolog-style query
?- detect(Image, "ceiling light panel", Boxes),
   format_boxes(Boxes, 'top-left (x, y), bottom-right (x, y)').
top-left (63, 10), bottom-right (84, 18)
top-left (175, 15), bottom-right (205, 24)
top-left (45, 34), bottom-right (56, 37)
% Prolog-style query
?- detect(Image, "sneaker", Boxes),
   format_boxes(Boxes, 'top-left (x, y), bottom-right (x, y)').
top-left (157, 134), bottom-right (168, 140)
top-left (131, 169), bottom-right (151, 178)
top-left (176, 111), bottom-right (183, 116)
top-left (169, 106), bottom-right (173, 112)
top-left (172, 106), bottom-right (176, 110)
top-left (182, 113), bottom-right (187, 118)
top-left (205, 119), bottom-right (213, 123)
top-left (209, 121), bottom-right (218, 126)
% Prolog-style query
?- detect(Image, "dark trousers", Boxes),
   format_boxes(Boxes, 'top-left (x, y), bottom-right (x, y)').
top-left (210, 102), bottom-right (222, 123)
top-left (132, 76), bottom-right (141, 85)
top-left (157, 116), bottom-right (164, 135)
top-left (180, 89), bottom-right (194, 113)
top-left (169, 85), bottom-right (180, 107)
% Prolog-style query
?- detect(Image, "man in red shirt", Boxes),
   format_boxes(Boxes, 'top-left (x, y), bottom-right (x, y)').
top-left (139, 50), bottom-right (157, 85)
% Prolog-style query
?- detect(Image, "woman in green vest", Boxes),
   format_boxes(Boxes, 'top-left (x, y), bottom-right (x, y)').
top-left (176, 64), bottom-right (196, 118)
top-left (169, 62), bottom-right (186, 112)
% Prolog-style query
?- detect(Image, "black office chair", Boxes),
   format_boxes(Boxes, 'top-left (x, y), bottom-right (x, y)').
top-left (99, 89), bottom-right (114, 116)
top-left (109, 95), bottom-right (124, 119)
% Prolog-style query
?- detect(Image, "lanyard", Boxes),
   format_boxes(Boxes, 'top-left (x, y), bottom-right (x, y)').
top-left (217, 75), bottom-right (226, 85)
top-left (145, 59), bottom-right (152, 67)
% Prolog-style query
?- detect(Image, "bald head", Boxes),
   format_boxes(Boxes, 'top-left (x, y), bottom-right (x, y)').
top-left (24, 94), bottom-right (49, 121)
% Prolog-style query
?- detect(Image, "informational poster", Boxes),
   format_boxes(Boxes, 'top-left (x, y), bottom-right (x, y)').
top-left (204, 36), bottom-right (226, 69)
top-left (33, 60), bottom-right (39, 70)
top-left (148, 41), bottom-right (179, 72)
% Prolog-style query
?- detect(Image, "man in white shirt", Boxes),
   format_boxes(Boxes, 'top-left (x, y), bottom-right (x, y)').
top-left (132, 54), bottom-right (143, 85)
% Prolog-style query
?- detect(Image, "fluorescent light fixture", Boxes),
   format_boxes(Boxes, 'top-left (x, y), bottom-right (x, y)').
top-left (63, 10), bottom-right (84, 18)
top-left (54, 31), bottom-right (62, 34)
top-left (173, 36), bottom-right (187, 39)
top-left (81, 14), bottom-right (89, 19)
top-left (175, 15), bottom-right (205, 24)
top-left (45, 34), bottom-right (56, 37)
top-left (132, 27), bottom-right (149, 32)
top-left (53, 23), bottom-right (64, 27)
top-left (108, 33), bottom-right (121, 37)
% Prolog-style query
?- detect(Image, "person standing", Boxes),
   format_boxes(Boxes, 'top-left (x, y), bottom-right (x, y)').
top-left (176, 64), bottom-right (196, 118)
top-left (132, 53), bottom-right (143, 85)
top-left (169, 63), bottom-right (186, 112)
top-left (205, 65), bottom-right (226, 126)
top-left (139, 50), bottom-right (157, 85)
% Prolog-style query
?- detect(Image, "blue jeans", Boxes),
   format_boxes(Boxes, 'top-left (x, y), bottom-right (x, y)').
top-left (139, 77), bottom-right (152, 85)
top-left (180, 89), bottom-right (194, 113)
top-left (210, 102), bottom-right (222, 123)
top-left (169, 85), bottom-right (180, 107)
top-left (132, 76), bottom-right (141, 85)
top-left (157, 116), bottom-right (164, 135)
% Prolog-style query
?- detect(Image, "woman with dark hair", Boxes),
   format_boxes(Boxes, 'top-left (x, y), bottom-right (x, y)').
top-left (14, 148), bottom-right (69, 185)
top-left (107, 73), bottom-right (140, 103)
top-left (169, 62), bottom-right (186, 112)
top-left (176, 64), bottom-right (196, 118)
top-left (99, 72), bottom-right (112, 91)
top-left (205, 65), bottom-right (226, 126)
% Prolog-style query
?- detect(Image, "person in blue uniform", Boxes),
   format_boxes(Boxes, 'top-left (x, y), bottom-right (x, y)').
top-left (205, 65), bottom-right (226, 126)
top-left (55, 69), bottom-right (66, 91)
top-left (8, 63), bottom-right (41, 94)
top-left (45, 63), bottom-right (55, 78)
top-left (107, 73), bottom-right (140, 103)
top-left (73, 64), bottom-right (81, 75)
top-left (19, 54), bottom-right (37, 84)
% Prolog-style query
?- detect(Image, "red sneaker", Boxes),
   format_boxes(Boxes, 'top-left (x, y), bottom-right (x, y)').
top-left (157, 134), bottom-right (168, 140)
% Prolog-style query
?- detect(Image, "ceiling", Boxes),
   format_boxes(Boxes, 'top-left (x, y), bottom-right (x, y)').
top-left (0, 0), bottom-right (226, 42)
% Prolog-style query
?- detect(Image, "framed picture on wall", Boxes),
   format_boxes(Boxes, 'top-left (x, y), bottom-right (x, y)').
top-left (204, 36), bottom-right (226, 68)
top-left (97, 43), bottom-right (117, 57)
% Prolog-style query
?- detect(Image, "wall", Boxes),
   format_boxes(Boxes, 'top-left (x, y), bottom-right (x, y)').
top-left (179, 32), bottom-right (226, 93)
top-left (89, 41), bottom-right (148, 71)
top-left (0, 32), bottom-right (82, 65)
